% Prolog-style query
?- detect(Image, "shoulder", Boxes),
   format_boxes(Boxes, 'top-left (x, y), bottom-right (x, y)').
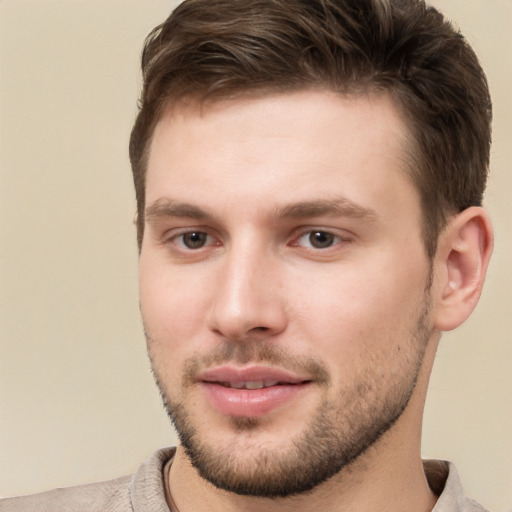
top-left (0, 447), bottom-right (176, 512)
top-left (0, 474), bottom-right (132, 512)
top-left (463, 498), bottom-right (491, 512)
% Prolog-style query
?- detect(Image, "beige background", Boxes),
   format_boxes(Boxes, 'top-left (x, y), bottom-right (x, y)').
top-left (0, 1), bottom-right (510, 510)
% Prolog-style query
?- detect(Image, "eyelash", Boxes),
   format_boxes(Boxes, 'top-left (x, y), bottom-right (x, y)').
top-left (292, 230), bottom-right (347, 250)
top-left (171, 230), bottom-right (218, 250)
top-left (167, 227), bottom-right (349, 253)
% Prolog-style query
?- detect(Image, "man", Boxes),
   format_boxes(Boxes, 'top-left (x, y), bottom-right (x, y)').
top-left (1, 0), bottom-right (494, 511)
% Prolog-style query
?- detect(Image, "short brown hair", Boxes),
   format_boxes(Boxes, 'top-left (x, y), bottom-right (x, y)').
top-left (129, 0), bottom-right (492, 257)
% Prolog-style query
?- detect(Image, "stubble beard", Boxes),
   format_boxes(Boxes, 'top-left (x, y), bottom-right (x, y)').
top-left (147, 297), bottom-right (433, 498)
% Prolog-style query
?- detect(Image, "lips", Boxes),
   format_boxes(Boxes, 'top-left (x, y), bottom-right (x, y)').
top-left (198, 365), bottom-right (311, 418)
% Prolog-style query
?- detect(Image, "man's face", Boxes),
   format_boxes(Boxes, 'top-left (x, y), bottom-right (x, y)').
top-left (139, 90), bottom-right (435, 497)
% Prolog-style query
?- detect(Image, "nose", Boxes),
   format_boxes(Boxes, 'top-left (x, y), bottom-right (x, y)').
top-left (206, 246), bottom-right (288, 342)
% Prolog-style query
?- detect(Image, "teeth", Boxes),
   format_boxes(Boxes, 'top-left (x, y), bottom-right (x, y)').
top-left (245, 381), bottom-right (265, 390)
top-left (223, 380), bottom-right (280, 390)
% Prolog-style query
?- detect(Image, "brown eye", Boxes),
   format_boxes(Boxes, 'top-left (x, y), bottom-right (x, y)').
top-left (180, 231), bottom-right (209, 249)
top-left (307, 231), bottom-right (336, 249)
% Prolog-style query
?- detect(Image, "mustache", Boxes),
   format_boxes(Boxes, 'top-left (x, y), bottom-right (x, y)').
top-left (144, 325), bottom-right (331, 388)
top-left (179, 340), bottom-right (331, 387)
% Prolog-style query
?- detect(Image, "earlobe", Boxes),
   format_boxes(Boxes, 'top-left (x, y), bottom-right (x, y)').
top-left (433, 207), bottom-right (493, 332)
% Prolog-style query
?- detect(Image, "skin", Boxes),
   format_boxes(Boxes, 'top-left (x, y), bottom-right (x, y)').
top-left (138, 90), bottom-right (493, 512)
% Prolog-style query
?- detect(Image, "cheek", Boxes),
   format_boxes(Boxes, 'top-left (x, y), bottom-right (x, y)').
top-left (139, 268), bottom-right (199, 393)
top-left (289, 258), bottom-right (428, 365)
top-left (139, 257), bottom-right (209, 341)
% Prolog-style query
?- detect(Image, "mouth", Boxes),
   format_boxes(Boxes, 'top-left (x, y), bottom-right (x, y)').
top-left (198, 365), bottom-right (312, 418)
top-left (199, 365), bottom-right (310, 389)
top-left (217, 380), bottom-right (287, 389)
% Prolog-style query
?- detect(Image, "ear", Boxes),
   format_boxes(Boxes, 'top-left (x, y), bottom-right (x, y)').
top-left (433, 207), bottom-right (493, 332)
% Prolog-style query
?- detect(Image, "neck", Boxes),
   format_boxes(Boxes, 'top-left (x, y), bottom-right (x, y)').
top-left (169, 446), bottom-right (437, 512)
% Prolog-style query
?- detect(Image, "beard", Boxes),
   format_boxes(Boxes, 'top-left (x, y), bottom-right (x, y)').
top-left (147, 296), bottom-right (433, 498)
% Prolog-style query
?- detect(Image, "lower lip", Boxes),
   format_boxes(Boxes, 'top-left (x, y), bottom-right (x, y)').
top-left (201, 382), bottom-right (309, 418)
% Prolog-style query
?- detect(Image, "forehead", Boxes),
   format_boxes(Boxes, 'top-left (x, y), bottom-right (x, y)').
top-left (145, 89), bottom-right (419, 222)
top-left (151, 89), bottom-right (409, 154)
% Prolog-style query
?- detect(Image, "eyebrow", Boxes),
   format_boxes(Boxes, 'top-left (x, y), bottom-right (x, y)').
top-left (275, 198), bottom-right (377, 221)
top-left (144, 197), bottom-right (377, 223)
top-left (145, 199), bottom-right (214, 222)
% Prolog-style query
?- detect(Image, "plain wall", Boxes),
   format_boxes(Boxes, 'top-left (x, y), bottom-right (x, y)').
top-left (0, 1), bottom-right (510, 510)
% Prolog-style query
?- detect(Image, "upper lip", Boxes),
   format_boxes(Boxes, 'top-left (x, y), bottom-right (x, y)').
top-left (198, 365), bottom-right (310, 386)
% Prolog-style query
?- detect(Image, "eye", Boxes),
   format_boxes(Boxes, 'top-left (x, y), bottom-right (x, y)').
top-left (175, 231), bottom-right (212, 250)
top-left (296, 230), bottom-right (342, 249)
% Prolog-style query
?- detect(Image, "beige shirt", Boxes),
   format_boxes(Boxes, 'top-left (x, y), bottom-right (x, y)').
top-left (0, 447), bottom-right (490, 512)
